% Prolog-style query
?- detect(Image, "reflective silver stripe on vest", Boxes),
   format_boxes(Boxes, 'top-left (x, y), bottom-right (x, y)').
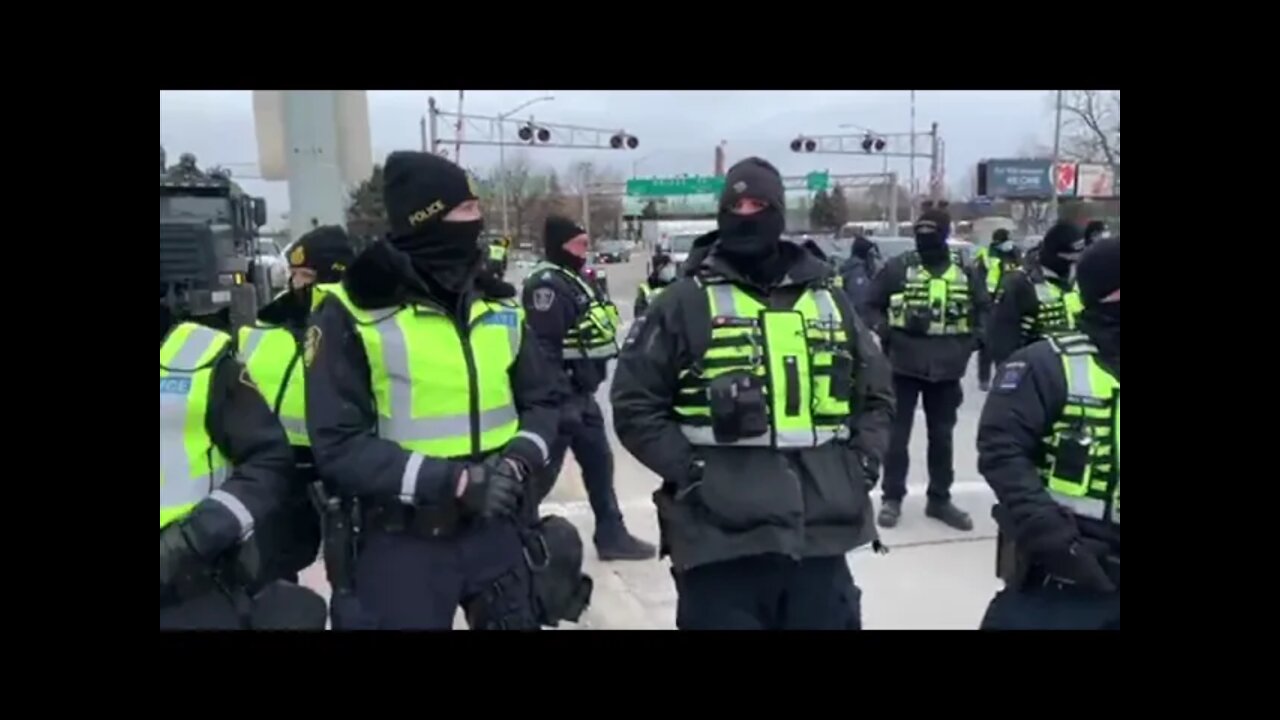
top-left (167, 325), bottom-right (224, 370)
top-left (562, 345), bottom-right (620, 360)
top-left (161, 326), bottom-right (229, 513)
top-left (400, 451), bottom-right (426, 504)
top-left (681, 426), bottom-right (772, 447)
top-left (812, 289), bottom-right (839, 324)
top-left (364, 310), bottom-right (519, 445)
top-left (208, 489), bottom-right (255, 539)
top-left (238, 327), bottom-right (270, 363)
top-left (515, 430), bottom-right (550, 465)
top-left (679, 426), bottom-right (844, 448)
top-left (280, 416), bottom-right (308, 438)
top-left (710, 283), bottom-right (739, 317)
top-left (1050, 492), bottom-right (1107, 520)
top-left (1066, 355), bottom-right (1094, 398)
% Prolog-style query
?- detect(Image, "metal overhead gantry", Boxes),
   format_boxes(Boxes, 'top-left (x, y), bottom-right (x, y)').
top-left (423, 95), bottom-right (642, 236)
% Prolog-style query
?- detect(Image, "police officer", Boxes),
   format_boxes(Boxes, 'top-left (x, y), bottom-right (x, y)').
top-left (485, 235), bottom-right (511, 281)
top-left (235, 225), bottom-right (354, 586)
top-left (160, 296), bottom-right (326, 629)
top-left (523, 216), bottom-right (656, 561)
top-left (975, 229), bottom-right (1022, 392)
top-left (837, 234), bottom-right (880, 320)
top-left (611, 157), bottom-right (896, 630)
top-left (634, 249), bottom-right (677, 317)
top-left (986, 221), bottom-right (1086, 367)
top-left (866, 209), bottom-right (990, 531)
top-left (977, 237), bottom-right (1120, 630)
top-left (305, 151), bottom-right (561, 630)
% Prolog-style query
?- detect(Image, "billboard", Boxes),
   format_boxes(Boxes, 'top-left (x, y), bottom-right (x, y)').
top-left (979, 159), bottom-right (1088, 199)
top-left (1077, 164), bottom-right (1119, 198)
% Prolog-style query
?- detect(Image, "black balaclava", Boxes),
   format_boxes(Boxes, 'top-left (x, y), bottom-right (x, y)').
top-left (716, 157), bottom-right (786, 281)
top-left (852, 234), bottom-right (876, 261)
top-left (914, 209), bottom-right (952, 267)
top-left (990, 228), bottom-right (1018, 261)
top-left (1074, 236), bottom-right (1120, 362)
top-left (544, 216), bottom-right (588, 272)
top-left (383, 151), bottom-right (484, 304)
top-left (1039, 221), bottom-right (1086, 280)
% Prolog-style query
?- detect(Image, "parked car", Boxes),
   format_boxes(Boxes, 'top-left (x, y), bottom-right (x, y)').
top-left (593, 239), bottom-right (631, 264)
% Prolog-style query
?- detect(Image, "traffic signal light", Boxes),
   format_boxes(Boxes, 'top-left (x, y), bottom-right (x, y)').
top-left (862, 134), bottom-right (887, 152)
top-left (609, 134), bottom-right (640, 149)
top-left (790, 137), bottom-right (817, 152)
top-left (518, 124), bottom-right (552, 143)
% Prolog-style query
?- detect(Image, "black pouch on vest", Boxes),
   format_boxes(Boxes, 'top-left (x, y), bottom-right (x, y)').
top-left (1052, 430), bottom-right (1092, 484)
top-left (905, 306), bottom-right (932, 335)
top-left (828, 353), bottom-right (854, 401)
top-left (708, 371), bottom-right (768, 443)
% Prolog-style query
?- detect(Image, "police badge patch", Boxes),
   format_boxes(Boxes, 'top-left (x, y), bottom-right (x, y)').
top-left (532, 287), bottom-right (556, 311)
top-left (994, 361), bottom-right (1027, 393)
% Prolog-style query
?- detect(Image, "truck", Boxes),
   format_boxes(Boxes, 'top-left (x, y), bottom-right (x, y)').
top-left (160, 150), bottom-right (273, 331)
top-left (640, 218), bottom-right (717, 271)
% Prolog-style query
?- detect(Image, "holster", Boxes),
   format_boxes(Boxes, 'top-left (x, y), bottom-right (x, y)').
top-left (520, 515), bottom-right (593, 627)
top-left (314, 485), bottom-right (359, 594)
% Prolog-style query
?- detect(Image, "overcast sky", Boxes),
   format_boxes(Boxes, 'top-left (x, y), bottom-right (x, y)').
top-left (160, 90), bottom-right (1056, 224)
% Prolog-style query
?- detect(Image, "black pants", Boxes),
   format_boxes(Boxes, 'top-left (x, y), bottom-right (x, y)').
top-left (534, 395), bottom-right (626, 538)
top-left (882, 374), bottom-right (963, 503)
top-left (349, 519), bottom-right (537, 630)
top-left (673, 554), bottom-right (862, 630)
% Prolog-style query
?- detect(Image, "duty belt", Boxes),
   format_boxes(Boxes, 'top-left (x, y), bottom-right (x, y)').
top-left (362, 501), bottom-right (463, 539)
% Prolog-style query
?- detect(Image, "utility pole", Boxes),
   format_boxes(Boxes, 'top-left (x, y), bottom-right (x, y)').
top-left (581, 166), bottom-right (591, 237)
top-left (427, 97), bottom-right (439, 154)
top-left (929, 122), bottom-right (941, 202)
top-left (419, 115), bottom-right (427, 153)
top-left (910, 90), bottom-right (916, 223)
top-left (889, 172), bottom-right (899, 233)
top-left (1049, 89), bottom-right (1064, 224)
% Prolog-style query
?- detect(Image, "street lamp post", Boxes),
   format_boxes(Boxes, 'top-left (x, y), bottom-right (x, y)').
top-left (1049, 89), bottom-right (1064, 225)
top-left (497, 95), bottom-right (554, 237)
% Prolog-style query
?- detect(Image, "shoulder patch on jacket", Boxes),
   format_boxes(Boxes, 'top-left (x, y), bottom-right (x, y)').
top-left (532, 287), bottom-right (556, 312)
top-left (304, 325), bottom-right (322, 368)
top-left (994, 360), bottom-right (1027, 393)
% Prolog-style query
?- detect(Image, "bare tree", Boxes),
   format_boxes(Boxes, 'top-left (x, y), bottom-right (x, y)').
top-left (1053, 90), bottom-right (1120, 166)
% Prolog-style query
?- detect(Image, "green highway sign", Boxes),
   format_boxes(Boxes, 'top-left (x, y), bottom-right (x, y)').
top-left (626, 175), bottom-right (725, 197)
top-left (806, 171), bottom-right (829, 191)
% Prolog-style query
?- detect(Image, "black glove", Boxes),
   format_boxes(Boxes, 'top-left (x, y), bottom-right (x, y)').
top-left (852, 449), bottom-right (881, 490)
top-left (159, 522), bottom-right (203, 595)
top-left (1039, 539), bottom-right (1116, 593)
top-left (458, 456), bottom-right (525, 519)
